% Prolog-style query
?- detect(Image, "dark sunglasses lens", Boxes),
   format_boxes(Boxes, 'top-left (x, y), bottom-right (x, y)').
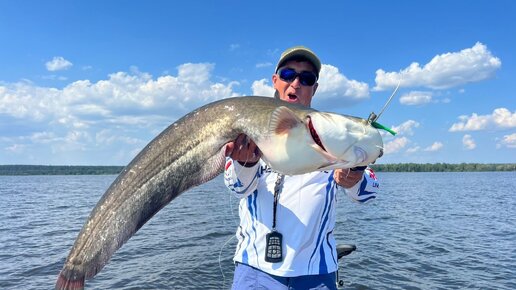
top-left (279, 68), bottom-right (297, 82)
top-left (299, 72), bottom-right (317, 86)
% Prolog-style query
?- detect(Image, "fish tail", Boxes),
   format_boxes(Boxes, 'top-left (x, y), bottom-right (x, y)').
top-left (55, 267), bottom-right (85, 290)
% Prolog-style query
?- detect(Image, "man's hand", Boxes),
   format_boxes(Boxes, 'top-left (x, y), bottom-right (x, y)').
top-left (225, 134), bottom-right (262, 166)
top-left (334, 167), bottom-right (366, 188)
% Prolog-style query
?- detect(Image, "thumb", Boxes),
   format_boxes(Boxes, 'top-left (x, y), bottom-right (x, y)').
top-left (224, 142), bottom-right (235, 157)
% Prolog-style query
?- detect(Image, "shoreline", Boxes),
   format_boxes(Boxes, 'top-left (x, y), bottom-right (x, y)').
top-left (0, 163), bottom-right (514, 175)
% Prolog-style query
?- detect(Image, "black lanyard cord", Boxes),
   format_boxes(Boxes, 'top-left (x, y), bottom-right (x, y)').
top-left (272, 173), bottom-right (284, 230)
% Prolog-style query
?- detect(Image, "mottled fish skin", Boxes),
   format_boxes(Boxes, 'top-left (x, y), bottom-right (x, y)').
top-left (55, 96), bottom-right (382, 290)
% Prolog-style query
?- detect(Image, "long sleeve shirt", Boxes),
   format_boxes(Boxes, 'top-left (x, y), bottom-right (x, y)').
top-left (224, 158), bottom-right (379, 277)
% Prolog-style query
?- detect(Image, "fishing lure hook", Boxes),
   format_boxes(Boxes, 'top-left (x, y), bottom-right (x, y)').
top-left (367, 79), bottom-right (402, 136)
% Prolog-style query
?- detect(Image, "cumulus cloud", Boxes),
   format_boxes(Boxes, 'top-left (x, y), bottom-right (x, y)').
top-left (0, 63), bottom-right (241, 164)
top-left (423, 142), bottom-right (443, 152)
top-left (406, 146), bottom-right (420, 154)
top-left (391, 120), bottom-right (420, 136)
top-left (256, 62), bottom-right (273, 68)
top-left (5, 143), bottom-right (26, 153)
top-left (315, 64), bottom-right (369, 108)
top-left (405, 142), bottom-right (443, 153)
top-left (449, 108), bottom-right (516, 132)
top-left (0, 63), bottom-right (239, 123)
top-left (399, 91), bottom-right (433, 105)
top-left (46, 56), bottom-right (73, 71)
top-left (251, 79), bottom-right (275, 97)
top-left (249, 64), bottom-right (370, 109)
top-left (497, 133), bottom-right (516, 149)
top-left (374, 42), bottom-right (501, 90)
top-left (31, 131), bottom-right (59, 144)
top-left (462, 134), bottom-right (476, 150)
top-left (384, 137), bottom-right (409, 154)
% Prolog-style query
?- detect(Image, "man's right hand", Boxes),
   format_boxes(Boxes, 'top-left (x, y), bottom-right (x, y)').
top-left (225, 134), bottom-right (262, 166)
top-left (334, 166), bottom-right (368, 188)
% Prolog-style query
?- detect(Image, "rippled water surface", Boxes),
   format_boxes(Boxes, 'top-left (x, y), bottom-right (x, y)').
top-left (1, 172), bottom-right (515, 289)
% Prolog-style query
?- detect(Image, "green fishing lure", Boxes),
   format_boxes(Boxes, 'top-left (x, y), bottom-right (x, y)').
top-left (371, 121), bottom-right (397, 136)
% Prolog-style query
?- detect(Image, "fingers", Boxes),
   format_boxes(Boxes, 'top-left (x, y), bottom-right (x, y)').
top-left (224, 142), bottom-right (235, 157)
top-left (334, 168), bottom-right (364, 188)
top-left (235, 134), bottom-right (247, 152)
top-left (228, 134), bottom-right (261, 163)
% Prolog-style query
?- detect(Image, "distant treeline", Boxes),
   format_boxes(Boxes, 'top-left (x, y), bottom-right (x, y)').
top-left (0, 163), bottom-right (514, 175)
top-left (0, 165), bottom-right (124, 176)
top-left (370, 163), bottom-right (516, 172)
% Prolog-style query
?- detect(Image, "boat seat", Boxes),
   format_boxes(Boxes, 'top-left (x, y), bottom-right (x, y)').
top-left (336, 244), bottom-right (356, 260)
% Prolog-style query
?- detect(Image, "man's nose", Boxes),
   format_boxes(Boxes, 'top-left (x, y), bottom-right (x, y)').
top-left (290, 77), bottom-right (301, 88)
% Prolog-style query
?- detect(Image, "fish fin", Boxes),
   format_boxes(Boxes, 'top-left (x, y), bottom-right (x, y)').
top-left (197, 146), bottom-right (227, 184)
top-left (55, 267), bottom-right (85, 290)
top-left (270, 106), bottom-right (303, 135)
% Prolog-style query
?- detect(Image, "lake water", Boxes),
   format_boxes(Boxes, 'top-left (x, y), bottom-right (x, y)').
top-left (0, 172), bottom-right (515, 289)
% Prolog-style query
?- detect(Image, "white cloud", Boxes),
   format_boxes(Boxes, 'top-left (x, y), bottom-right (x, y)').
top-left (5, 143), bottom-right (26, 153)
top-left (315, 64), bottom-right (369, 107)
top-left (406, 146), bottom-right (420, 154)
top-left (249, 64), bottom-right (370, 109)
top-left (449, 108), bottom-right (516, 132)
top-left (424, 142), bottom-right (443, 152)
top-left (42, 75), bottom-right (68, 81)
top-left (256, 62), bottom-right (273, 68)
top-left (384, 137), bottom-right (409, 154)
top-left (251, 79), bottom-right (275, 97)
top-left (462, 134), bottom-right (476, 150)
top-left (31, 132), bottom-right (59, 144)
top-left (96, 129), bottom-right (144, 146)
top-left (497, 133), bottom-right (516, 149)
top-left (0, 63), bottom-right (240, 123)
top-left (391, 120), bottom-right (420, 136)
top-left (374, 42), bottom-right (501, 90)
top-left (399, 91), bottom-right (433, 105)
top-left (0, 63), bottom-right (242, 164)
top-left (407, 141), bottom-right (449, 154)
top-left (46, 56), bottom-right (73, 71)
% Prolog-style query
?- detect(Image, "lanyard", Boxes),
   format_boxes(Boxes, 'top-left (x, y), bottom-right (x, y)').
top-left (272, 173), bottom-right (284, 230)
top-left (265, 173), bottom-right (285, 263)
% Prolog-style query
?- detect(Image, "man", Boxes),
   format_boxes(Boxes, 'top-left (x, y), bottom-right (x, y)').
top-left (224, 46), bottom-right (379, 289)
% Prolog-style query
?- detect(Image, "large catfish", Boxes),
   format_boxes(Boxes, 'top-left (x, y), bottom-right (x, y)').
top-left (56, 96), bottom-right (383, 289)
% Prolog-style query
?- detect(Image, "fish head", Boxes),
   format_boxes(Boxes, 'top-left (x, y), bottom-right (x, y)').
top-left (307, 112), bottom-right (383, 171)
top-left (257, 106), bottom-right (383, 175)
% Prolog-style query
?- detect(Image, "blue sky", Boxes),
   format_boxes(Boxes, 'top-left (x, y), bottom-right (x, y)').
top-left (1, 1), bottom-right (514, 165)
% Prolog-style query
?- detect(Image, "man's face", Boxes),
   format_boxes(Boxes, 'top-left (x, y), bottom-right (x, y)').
top-left (272, 60), bottom-right (318, 107)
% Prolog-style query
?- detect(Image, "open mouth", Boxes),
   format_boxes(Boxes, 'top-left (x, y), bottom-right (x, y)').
top-left (308, 117), bottom-right (327, 152)
top-left (288, 94), bottom-right (298, 101)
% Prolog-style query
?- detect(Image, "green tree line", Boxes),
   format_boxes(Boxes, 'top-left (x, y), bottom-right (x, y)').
top-left (0, 163), bottom-right (514, 175)
top-left (0, 165), bottom-right (124, 175)
top-left (370, 163), bottom-right (516, 172)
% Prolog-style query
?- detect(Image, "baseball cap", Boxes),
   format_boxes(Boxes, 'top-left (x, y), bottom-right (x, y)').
top-left (275, 46), bottom-right (321, 78)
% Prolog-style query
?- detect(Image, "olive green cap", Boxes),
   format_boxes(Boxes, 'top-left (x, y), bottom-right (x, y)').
top-left (275, 46), bottom-right (321, 77)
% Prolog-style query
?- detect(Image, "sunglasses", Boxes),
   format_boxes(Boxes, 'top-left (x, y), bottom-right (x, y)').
top-left (277, 68), bottom-right (318, 86)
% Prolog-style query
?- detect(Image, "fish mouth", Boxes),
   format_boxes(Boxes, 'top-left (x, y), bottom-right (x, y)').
top-left (308, 116), bottom-right (327, 152)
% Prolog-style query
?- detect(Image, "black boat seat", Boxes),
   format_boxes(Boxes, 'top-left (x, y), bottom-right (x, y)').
top-left (336, 244), bottom-right (356, 260)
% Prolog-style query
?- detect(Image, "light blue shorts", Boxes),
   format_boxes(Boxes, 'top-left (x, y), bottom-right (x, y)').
top-left (231, 263), bottom-right (336, 290)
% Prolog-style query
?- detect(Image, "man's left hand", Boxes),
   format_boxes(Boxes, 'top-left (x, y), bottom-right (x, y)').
top-left (334, 168), bottom-right (365, 188)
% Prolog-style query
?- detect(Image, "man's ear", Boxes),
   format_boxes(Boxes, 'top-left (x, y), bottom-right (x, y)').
top-left (272, 73), bottom-right (279, 87)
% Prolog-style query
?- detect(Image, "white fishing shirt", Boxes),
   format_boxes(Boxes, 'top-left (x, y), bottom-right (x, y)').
top-left (224, 158), bottom-right (379, 277)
